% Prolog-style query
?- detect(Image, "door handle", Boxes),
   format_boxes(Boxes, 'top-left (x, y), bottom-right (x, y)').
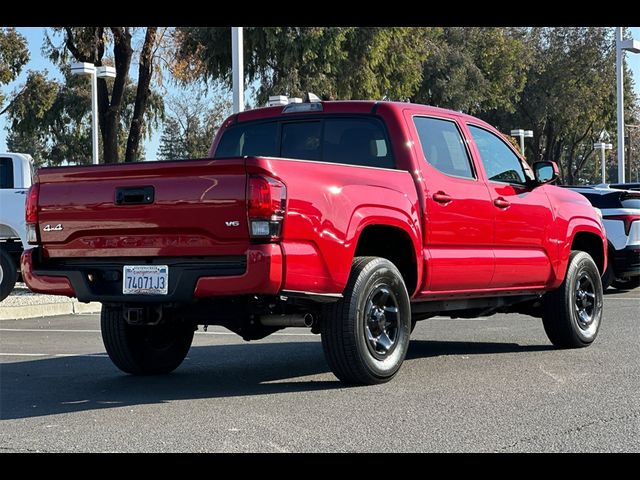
top-left (494, 197), bottom-right (510, 209)
top-left (432, 192), bottom-right (453, 204)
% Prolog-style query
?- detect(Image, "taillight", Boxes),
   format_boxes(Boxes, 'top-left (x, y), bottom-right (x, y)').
top-left (247, 175), bottom-right (286, 241)
top-left (25, 183), bottom-right (40, 244)
top-left (604, 214), bottom-right (640, 236)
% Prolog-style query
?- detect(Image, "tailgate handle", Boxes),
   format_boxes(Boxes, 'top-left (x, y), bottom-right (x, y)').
top-left (115, 186), bottom-right (155, 205)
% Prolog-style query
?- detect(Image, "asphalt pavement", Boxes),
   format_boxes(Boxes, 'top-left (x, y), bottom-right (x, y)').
top-left (1, 289), bottom-right (638, 452)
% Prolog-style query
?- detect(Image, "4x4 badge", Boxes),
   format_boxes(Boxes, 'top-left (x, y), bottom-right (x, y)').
top-left (43, 224), bottom-right (63, 232)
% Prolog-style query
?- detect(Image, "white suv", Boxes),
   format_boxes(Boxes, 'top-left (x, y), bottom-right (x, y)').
top-left (566, 186), bottom-right (640, 290)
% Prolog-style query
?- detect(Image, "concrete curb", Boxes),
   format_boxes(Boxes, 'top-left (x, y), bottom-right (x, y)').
top-left (0, 301), bottom-right (102, 320)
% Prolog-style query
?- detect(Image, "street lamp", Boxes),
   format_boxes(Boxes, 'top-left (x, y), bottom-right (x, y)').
top-left (593, 141), bottom-right (612, 184)
top-left (70, 62), bottom-right (116, 165)
top-left (231, 27), bottom-right (244, 113)
top-left (615, 27), bottom-right (640, 183)
top-left (626, 124), bottom-right (640, 182)
top-left (510, 129), bottom-right (533, 155)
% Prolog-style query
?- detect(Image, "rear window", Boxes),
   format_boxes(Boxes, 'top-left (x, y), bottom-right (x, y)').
top-left (323, 118), bottom-right (393, 168)
top-left (215, 121), bottom-right (278, 158)
top-left (621, 194), bottom-right (640, 209)
top-left (214, 116), bottom-right (394, 169)
top-left (0, 157), bottom-right (14, 189)
top-left (281, 121), bottom-right (322, 161)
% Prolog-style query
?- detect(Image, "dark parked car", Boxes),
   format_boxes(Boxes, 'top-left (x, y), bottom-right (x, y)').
top-left (565, 185), bottom-right (640, 290)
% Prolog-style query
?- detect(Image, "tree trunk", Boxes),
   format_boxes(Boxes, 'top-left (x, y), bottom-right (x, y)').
top-left (125, 27), bottom-right (157, 162)
top-left (103, 27), bottom-right (133, 164)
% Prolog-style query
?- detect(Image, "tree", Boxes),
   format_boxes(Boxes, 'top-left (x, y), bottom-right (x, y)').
top-left (5, 66), bottom-right (163, 167)
top-left (0, 27), bottom-right (30, 115)
top-left (158, 118), bottom-right (183, 160)
top-left (174, 27), bottom-right (432, 104)
top-left (481, 27), bottom-right (637, 185)
top-left (412, 27), bottom-right (532, 114)
top-left (43, 27), bottom-right (164, 162)
top-left (158, 90), bottom-right (231, 160)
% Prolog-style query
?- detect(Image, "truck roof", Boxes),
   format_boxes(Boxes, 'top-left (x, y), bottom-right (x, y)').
top-left (234, 100), bottom-right (494, 130)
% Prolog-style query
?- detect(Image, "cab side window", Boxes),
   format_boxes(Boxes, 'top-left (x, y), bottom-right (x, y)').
top-left (468, 125), bottom-right (528, 185)
top-left (413, 117), bottom-right (475, 179)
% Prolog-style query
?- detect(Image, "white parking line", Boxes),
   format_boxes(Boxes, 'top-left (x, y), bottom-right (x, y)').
top-left (0, 328), bottom-right (316, 337)
top-left (0, 353), bottom-right (108, 357)
top-left (0, 329), bottom-right (101, 333)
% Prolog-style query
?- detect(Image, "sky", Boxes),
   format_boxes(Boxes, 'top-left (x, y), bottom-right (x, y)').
top-left (2, 27), bottom-right (640, 160)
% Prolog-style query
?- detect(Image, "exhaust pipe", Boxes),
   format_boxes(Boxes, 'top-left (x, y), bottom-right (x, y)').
top-left (260, 313), bottom-right (314, 327)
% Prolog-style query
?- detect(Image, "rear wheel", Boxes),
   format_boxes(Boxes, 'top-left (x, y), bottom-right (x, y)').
top-left (321, 257), bottom-right (411, 385)
top-left (0, 249), bottom-right (18, 302)
top-left (101, 305), bottom-right (194, 375)
top-left (542, 251), bottom-right (603, 348)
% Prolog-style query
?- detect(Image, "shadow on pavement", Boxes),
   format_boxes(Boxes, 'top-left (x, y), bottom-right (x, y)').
top-left (1, 339), bottom-right (553, 420)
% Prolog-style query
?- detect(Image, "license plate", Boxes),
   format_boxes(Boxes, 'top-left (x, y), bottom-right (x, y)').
top-left (123, 265), bottom-right (168, 295)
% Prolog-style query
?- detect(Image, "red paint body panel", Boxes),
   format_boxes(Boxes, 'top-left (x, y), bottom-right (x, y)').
top-left (23, 100), bottom-right (607, 303)
top-left (21, 249), bottom-right (75, 297)
top-left (485, 183), bottom-right (554, 288)
top-left (37, 159), bottom-right (249, 258)
top-left (194, 244), bottom-right (283, 297)
top-left (244, 156), bottom-right (421, 294)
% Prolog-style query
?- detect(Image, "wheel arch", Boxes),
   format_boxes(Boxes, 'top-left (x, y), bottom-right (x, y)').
top-left (350, 215), bottom-right (422, 297)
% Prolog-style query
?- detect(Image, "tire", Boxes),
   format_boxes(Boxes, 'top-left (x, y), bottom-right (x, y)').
top-left (612, 276), bottom-right (640, 290)
top-left (601, 256), bottom-right (614, 290)
top-left (101, 305), bottom-right (194, 375)
top-left (542, 251), bottom-right (603, 348)
top-left (321, 256), bottom-right (412, 385)
top-left (0, 249), bottom-right (18, 302)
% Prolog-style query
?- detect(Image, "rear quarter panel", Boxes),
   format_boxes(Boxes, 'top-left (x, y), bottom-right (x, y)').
top-left (246, 157), bottom-right (422, 295)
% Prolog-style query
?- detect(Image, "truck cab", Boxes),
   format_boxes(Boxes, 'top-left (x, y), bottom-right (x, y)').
top-left (0, 152), bottom-right (33, 301)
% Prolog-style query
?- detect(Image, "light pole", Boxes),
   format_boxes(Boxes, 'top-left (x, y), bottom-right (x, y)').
top-left (593, 141), bottom-right (612, 184)
top-left (70, 63), bottom-right (116, 165)
top-left (615, 27), bottom-right (640, 183)
top-left (627, 124), bottom-right (640, 182)
top-left (510, 129), bottom-right (533, 156)
top-left (231, 27), bottom-right (244, 113)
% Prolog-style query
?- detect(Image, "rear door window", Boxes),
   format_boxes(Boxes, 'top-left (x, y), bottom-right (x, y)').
top-left (413, 117), bottom-right (475, 179)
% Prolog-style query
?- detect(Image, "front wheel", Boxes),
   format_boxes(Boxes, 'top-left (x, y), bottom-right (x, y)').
top-left (101, 305), bottom-right (194, 375)
top-left (542, 251), bottom-right (603, 348)
top-left (321, 257), bottom-right (412, 385)
top-left (0, 249), bottom-right (18, 302)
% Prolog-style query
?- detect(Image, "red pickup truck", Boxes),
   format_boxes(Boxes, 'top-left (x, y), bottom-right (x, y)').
top-left (21, 100), bottom-right (607, 385)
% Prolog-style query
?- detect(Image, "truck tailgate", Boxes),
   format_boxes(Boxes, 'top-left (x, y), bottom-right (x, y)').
top-left (36, 159), bottom-right (249, 258)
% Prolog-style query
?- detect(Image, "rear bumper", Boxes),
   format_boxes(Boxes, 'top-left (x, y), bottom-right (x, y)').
top-left (612, 245), bottom-right (640, 278)
top-left (21, 244), bottom-right (283, 303)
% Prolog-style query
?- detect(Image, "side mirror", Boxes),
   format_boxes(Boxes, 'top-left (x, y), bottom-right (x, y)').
top-left (532, 161), bottom-right (559, 185)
